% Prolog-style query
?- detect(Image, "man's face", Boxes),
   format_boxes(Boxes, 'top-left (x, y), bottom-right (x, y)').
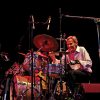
top-left (66, 38), bottom-right (77, 52)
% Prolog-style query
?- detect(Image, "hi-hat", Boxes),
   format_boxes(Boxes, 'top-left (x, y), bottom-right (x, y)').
top-left (51, 51), bottom-right (69, 56)
top-left (56, 38), bottom-right (65, 41)
top-left (33, 34), bottom-right (59, 52)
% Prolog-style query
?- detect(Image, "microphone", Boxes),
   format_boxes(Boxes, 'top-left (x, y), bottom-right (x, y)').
top-left (0, 52), bottom-right (10, 61)
top-left (31, 15), bottom-right (35, 29)
top-left (47, 16), bottom-right (51, 30)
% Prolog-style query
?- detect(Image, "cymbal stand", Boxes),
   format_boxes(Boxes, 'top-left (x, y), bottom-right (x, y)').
top-left (62, 33), bottom-right (67, 75)
top-left (35, 42), bottom-right (49, 99)
top-left (62, 33), bottom-right (74, 98)
top-left (57, 8), bottom-right (64, 99)
top-left (28, 15), bottom-right (35, 100)
top-left (55, 35), bottom-right (65, 99)
top-left (59, 39), bottom-right (64, 100)
top-left (47, 59), bottom-right (56, 100)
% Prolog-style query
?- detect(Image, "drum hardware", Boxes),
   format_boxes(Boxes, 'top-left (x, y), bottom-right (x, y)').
top-left (56, 34), bottom-right (80, 99)
top-left (22, 50), bottom-right (42, 96)
top-left (55, 32), bottom-right (73, 99)
top-left (30, 52), bottom-right (47, 100)
top-left (22, 49), bottom-right (49, 99)
top-left (36, 56), bottom-right (56, 99)
top-left (33, 34), bottom-right (74, 99)
top-left (3, 62), bottom-right (26, 100)
top-left (18, 52), bottom-right (26, 57)
top-left (16, 84), bottom-right (42, 100)
top-left (44, 63), bottom-right (65, 99)
top-left (57, 64), bottom-right (64, 100)
top-left (28, 15), bottom-right (36, 100)
top-left (47, 76), bottom-right (57, 100)
top-left (7, 62), bottom-right (44, 100)
top-left (33, 34), bottom-right (68, 99)
top-left (4, 77), bottom-right (10, 100)
top-left (23, 53), bottom-right (48, 99)
top-left (33, 34), bottom-right (58, 99)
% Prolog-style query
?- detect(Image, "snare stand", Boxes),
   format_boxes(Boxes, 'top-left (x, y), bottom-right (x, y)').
top-left (62, 33), bottom-right (75, 99)
top-left (54, 8), bottom-right (65, 100)
top-left (47, 59), bottom-right (56, 100)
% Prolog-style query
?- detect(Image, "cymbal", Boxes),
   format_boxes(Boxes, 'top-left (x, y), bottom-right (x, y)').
top-left (55, 51), bottom-right (69, 56)
top-left (18, 51), bottom-right (48, 58)
top-left (56, 38), bottom-right (65, 41)
top-left (18, 52), bottom-right (26, 56)
top-left (33, 34), bottom-right (59, 52)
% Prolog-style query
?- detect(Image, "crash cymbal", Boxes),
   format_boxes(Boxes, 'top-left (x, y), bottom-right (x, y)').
top-left (18, 52), bottom-right (26, 56)
top-left (49, 51), bottom-right (69, 56)
top-left (33, 34), bottom-right (59, 52)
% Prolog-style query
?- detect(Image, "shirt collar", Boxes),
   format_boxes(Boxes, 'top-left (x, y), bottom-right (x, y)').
top-left (66, 46), bottom-right (80, 53)
top-left (76, 46), bottom-right (80, 53)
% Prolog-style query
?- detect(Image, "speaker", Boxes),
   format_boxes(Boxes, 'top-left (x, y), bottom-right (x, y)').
top-left (81, 83), bottom-right (100, 99)
top-left (81, 83), bottom-right (100, 93)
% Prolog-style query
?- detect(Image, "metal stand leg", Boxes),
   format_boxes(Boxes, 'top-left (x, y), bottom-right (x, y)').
top-left (4, 77), bottom-right (10, 100)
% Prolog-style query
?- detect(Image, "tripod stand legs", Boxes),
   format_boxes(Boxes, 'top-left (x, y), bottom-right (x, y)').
top-left (47, 77), bottom-right (69, 100)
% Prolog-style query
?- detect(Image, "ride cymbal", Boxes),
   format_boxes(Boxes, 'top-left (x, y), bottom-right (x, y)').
top-left (33, 34), bottom-right (59, 52)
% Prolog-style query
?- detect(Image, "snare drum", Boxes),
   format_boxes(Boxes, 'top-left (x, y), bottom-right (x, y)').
top-left (44, 64), bottom-right (64, 78)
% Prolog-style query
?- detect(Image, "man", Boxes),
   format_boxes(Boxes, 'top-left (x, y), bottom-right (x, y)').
top-left (61, 35), bottom-right (92, 94)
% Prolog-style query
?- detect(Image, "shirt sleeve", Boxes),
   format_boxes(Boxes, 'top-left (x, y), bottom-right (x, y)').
top-left (78, 47), bottom-right (92, 72)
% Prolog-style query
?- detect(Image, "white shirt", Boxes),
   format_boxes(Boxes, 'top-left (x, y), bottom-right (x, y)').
top-left (61, 46), bottom-right (92, 73)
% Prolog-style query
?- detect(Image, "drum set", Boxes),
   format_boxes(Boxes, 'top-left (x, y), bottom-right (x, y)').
top-left (5, 34), bottom-right (70, 100)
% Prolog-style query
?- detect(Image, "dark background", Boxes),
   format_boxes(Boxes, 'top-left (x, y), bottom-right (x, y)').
top-left (0, 8), bottom-right (100, 82)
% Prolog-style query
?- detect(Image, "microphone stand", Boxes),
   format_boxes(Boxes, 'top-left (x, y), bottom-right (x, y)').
top-left (93, 19), bottom-right (100, 59)
top-left (36, 41), bottom-right (48, 100)
top-left (64, 14), bottom-right (100, 60)
top-left (28, 15), bottom-right (35, 100)
top-left (58, 8), bottom-right (64, 100)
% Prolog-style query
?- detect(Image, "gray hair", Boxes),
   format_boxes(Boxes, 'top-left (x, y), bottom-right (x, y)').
top-left (66, 36), bottom-right (78, 44)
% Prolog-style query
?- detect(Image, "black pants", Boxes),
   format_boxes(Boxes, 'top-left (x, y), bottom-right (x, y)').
top-left (66, 69), bottom-right (91, 93)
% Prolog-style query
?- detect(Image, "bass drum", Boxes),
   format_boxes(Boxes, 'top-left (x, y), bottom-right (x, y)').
top-left (44, 64), bottom-right (65, 78)
top-left (10, 75), bottom-right (41, 100)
